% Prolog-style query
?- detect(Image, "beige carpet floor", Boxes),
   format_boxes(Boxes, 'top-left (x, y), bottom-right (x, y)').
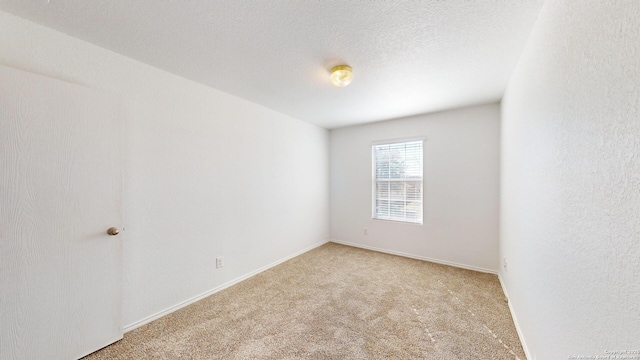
top-left (84, 243), bottom-right (525, 359)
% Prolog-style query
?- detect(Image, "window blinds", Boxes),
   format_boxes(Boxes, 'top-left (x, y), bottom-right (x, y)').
top-left (372, 140), bottom-right (423, 224)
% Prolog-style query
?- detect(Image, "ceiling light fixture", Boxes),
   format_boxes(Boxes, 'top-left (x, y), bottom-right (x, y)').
top-left (330, 65), bottom-right (353, 87)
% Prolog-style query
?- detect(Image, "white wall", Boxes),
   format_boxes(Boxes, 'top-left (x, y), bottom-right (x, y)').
top-left (0, 10), bottom-right (330, 329)
top-left (330, 104), bottom-right (500, 273)
top-left (501, 1), bottom-right (640, 358)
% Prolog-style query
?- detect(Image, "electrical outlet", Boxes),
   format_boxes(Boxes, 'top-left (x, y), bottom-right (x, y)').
top-left (503, 257), bottom-right (508, 272)
top-left (364, 228), bottom-right (368, 235)
top-left (216, 257), bottom-right (223, 268)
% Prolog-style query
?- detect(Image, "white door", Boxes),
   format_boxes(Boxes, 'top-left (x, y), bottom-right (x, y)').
top-left (0, 65), bottom-right (123, 360)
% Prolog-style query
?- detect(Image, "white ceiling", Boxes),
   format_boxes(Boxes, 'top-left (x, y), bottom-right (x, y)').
top-left (0, 0), bottom-right (544, 129)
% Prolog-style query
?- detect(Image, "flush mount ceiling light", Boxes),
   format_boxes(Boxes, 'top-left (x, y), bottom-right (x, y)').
top-left (330, 65), bottom-right (353, 87)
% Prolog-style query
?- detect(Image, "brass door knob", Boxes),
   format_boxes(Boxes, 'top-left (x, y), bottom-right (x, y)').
top-left (107, 227), bottom-right (120, 236)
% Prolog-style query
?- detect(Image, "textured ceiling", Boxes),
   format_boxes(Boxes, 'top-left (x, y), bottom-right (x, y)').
top-left (0, 1), bottom-right (543, 129)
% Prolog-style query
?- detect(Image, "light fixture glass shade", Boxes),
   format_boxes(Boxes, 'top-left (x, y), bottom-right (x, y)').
top-left (330, 65), bottom-right (353, 87)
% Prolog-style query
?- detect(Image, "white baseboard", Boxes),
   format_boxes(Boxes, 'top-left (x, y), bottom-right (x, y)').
top-left (123, 239), bottom-right (329, 333)
top-left (498, 273), bottom-right (532, 360)
top-left (329, 238), bottom-right (497, 274)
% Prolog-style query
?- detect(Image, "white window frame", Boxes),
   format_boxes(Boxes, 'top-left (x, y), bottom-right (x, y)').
top-left (371, 138), bottom-right (424, 224)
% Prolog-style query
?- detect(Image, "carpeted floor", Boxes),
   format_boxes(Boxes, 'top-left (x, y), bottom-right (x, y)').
top-left (84, 243), bottom-right (525, 359)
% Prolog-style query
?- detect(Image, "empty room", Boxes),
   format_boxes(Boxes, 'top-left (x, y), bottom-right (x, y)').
top-left (1, 1), bottom-right (638, 359)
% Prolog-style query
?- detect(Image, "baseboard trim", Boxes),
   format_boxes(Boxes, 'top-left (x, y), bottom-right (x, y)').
top-left (498, 274), bottom-right (532, 360)
top-left (123, 239), bottom-right (329, 333)
top-left (329, 239), bottom-right (497, 274)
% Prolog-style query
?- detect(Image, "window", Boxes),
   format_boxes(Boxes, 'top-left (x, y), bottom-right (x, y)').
top-left (372, 139), bottom-right (423, 224)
